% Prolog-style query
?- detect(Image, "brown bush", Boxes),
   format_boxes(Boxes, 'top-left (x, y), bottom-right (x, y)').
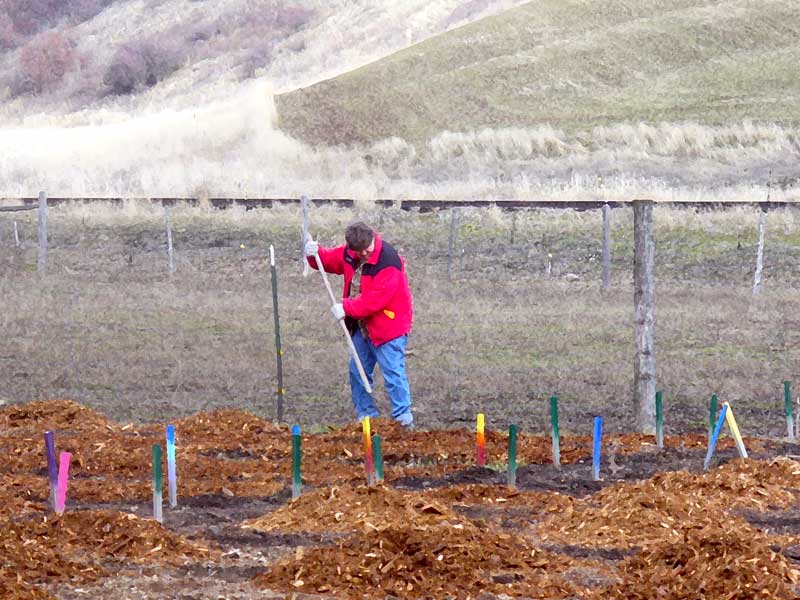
top-left (103, 38), bottom-right (183, 95)
top-left (17, 31), bottom-right (78, 94)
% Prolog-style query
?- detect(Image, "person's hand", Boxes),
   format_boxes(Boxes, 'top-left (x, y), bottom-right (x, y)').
top-left (304, 238), bottom-right (319, 257)
top-left (331, 303), bottom-right (345, 321)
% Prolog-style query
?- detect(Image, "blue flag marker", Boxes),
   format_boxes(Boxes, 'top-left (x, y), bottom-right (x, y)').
top-left (704, 403), bottom-right (729, 470)
top-left (592, 416), bottom-right (603, 481)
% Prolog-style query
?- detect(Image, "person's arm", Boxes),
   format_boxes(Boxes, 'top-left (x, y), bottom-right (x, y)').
top-left (343, 267), bottom-right (400, 318)
top-left (306, 244), bottom-right (346, 275)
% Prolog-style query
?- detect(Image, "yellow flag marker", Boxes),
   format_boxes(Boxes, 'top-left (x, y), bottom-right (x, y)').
top-left (476, 413), bottom-right (486, 467)
top-left (723, 402), bottom-right (748, 458)
top-left (362, 417), bottom-right (375, 485)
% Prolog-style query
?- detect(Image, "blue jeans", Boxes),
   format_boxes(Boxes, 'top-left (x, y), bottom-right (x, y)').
top-left (349, 330), bottom-right (413, 426)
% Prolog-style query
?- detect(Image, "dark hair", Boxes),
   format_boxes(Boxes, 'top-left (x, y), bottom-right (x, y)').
top-left (345, 221), bottom-right (374, 251)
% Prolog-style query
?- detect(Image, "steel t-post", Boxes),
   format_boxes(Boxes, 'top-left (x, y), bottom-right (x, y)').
top-left (314, 250), bottom-right (373, 394)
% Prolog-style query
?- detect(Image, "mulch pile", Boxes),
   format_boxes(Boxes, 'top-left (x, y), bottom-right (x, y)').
top-left (606, 522), bottom-right (800, 599)
top-left (173, 409), bottom-right (285, 451)
top-left (255, 513), bottom-right (590, 599)
top-left (538, 457), bottom-right (800, 549)
top-left (243, 484), bottom-right (473, 534)
top-left (0, 399), bottom-right (115, 433)
top-left (0, 509), bottom-right (215, 600)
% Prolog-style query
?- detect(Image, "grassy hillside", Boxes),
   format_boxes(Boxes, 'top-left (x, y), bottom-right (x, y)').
top-left (276, 0), bottom-right (800, 146)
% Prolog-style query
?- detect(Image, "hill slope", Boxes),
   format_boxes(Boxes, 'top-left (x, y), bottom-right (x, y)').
top-left (0, 0), bottom-right (798, 200)
top-left (276, 0), bottom-right (800, 146)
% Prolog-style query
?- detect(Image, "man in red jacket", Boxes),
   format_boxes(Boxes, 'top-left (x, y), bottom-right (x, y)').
top-left (306, 221), bottom-right (414, 428)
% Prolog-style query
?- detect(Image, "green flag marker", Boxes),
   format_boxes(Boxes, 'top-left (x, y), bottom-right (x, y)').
top-left (550, 396), bottom-right (560, 467)
top-left (709, 394), bottom-right (718, 440)
top-left (507, 424), bottom-right (518, 488)
top-left (655, 390), bottom-right (664, 450)
top-left (152, 444), bottom-right (163, 523)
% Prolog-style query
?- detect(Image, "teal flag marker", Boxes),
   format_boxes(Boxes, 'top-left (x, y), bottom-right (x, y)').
top-left (372, 434), bottom-right (384, 484)
top-left (291, 425), bottom-right (302, 499)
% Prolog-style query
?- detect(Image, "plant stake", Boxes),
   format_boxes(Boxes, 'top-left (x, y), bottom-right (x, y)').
top-left (507, 424), bottom-right (518, 488)
top-left (550, 396), bottom-right (560, 467)
top-left (166, 425), bottom-right (177, 508)
top-left (44, 431), bottom-right (58, 512)
top-left (55, 451), bottom-right (71, 515)
top-left (476, 413), bottom-right (485, 467)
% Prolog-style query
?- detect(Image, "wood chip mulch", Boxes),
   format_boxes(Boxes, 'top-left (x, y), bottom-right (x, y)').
top-left (605, 522), bottom-right (800, 599)
top-left (537, 458), bottom-right (800, 549)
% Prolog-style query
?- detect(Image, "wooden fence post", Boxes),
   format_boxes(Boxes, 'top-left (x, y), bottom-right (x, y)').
top-left (633, 200), bottom-right (656, 433)
top-left (752, 208), bottom-right (766, 295)
top-left (37, 191), bottom-right (47, 273)
top-left (602, 203), bottom-right (611, 290)
top-left (165, 206), bottom-right (174, 275)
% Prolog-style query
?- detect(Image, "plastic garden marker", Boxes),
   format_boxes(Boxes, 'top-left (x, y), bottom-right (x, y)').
top-left (55, 451), bottom-right (71, 515)
top-left (550, 396), bottom-right (560, 468)
top-left (592, 417), bottom-right (603, 481)
top-left (655, 390), bottom-right (664, 450)
top-left (723, 402), bottom-right (748, 459)
top-left (507, 424), bottom-right (518, 488)
top-left (291, 425), bottom-right (302, 499)
top-left (166, 425), bottom-right (177, 508)
top-left (372, 434), bottom-right (384, 484)
top-left (704, 403), bottom-right (728, 470)
top-left (270, 245), bottom-right (285, 423)
top-left (362, 417), bottom-right (375, 486)
top-left (152, 444), bottom-right (163, 523)
top-left (476, 413), bottom-right (486, 467)
top-left (784, 381), bottom-right (795, 440)
top-left (709, 394), bottom-right (718, 439)
top-left (44, 431), bottom-right (58, 512)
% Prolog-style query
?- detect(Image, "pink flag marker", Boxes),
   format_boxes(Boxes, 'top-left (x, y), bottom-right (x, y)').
top-left (55, 451), bottom-right (72, 515)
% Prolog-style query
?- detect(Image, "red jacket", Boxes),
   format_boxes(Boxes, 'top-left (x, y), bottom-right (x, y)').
top-left (307, 233), bottom-right (413, 346)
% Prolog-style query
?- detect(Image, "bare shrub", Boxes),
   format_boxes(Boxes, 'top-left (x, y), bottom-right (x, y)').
top-left (103, 38), bottom-right (184, 95)
top-left (0, 11), bottom-right (19, 49)
top-left (16, 31), bottom-right (78, 94)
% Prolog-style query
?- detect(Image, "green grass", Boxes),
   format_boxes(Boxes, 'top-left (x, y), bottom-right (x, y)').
top-left (276, 0), bottom-right (800, 147)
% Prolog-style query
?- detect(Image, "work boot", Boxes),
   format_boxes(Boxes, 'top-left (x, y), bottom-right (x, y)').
top-left (396, 412), bottom-right (414, 430)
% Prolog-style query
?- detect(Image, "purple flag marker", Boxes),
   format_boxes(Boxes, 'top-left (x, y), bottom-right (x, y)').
top-left (44, 431), bottom-right (58, 512)
top-left (166, 425), bottom-right (177, 508)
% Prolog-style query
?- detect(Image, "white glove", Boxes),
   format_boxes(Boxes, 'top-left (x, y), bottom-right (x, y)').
top-left (304, 238), bottom-right (319, 257)
top-left (331, 303), bottom-right (345, 321)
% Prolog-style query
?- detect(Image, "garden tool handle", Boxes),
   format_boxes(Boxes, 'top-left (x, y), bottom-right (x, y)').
top-left (314, 250), bottom-right (373, 394)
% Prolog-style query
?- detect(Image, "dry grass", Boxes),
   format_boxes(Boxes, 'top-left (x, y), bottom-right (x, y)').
top-left (1, 202), bottom-right (799, 436)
